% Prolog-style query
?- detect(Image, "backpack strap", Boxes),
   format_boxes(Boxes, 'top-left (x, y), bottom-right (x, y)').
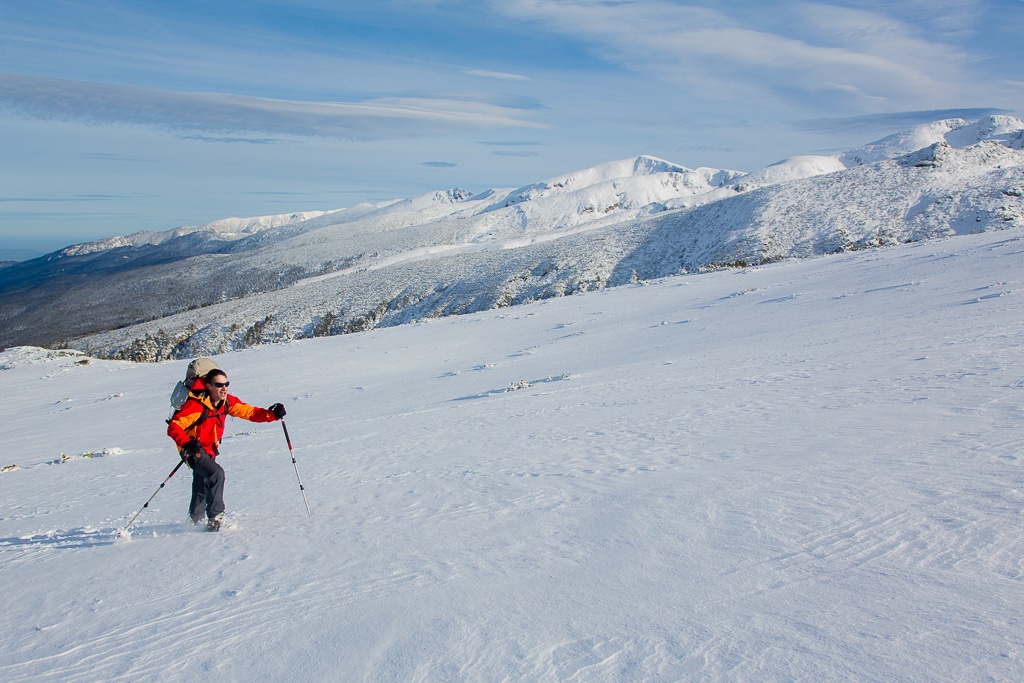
top-left (172, 401), bottom-right (211, 432)
top-left (174, 396), bottom-right (230, 456)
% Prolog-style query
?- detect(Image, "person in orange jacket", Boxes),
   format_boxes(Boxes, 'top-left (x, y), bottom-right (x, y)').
top-left (167, 367), bottom-right (286, 530)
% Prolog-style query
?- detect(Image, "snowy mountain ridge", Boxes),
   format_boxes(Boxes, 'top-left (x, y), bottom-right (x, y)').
top-left (47, 115), bottom-right (1024, 259)
top-left (58, 210), bottom-right (339, 257)
top-left (839, 114), bottom-right (1024, 166)
top-left (0, 115), bottom-right (1022, 359)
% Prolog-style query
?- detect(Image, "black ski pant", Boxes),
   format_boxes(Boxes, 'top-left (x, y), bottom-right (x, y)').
top-left (188, 454), bottom-right (225, 522)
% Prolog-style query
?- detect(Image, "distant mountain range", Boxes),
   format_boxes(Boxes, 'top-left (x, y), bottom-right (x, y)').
top-left (0, 248), bottom-right (44, 263)
top-left (1, 115), bottom-right (1021, 360)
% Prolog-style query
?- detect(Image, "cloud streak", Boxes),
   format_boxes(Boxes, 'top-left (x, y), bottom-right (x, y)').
top-left (465, 69), bottom-right (531, 81)
top-left (0, 72), bottom-right (547, 140)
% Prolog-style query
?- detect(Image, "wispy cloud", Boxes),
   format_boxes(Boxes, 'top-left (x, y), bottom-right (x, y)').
top-left (465, 69), bottom-right (531, 81)
top-left (478, 139), bottom-right (542, 156)
top-left (0, 72), bottom-right (547, 140)
top-left (0, 194), bottom-right (127, 203)
top-left (422, 161), bottom-right (457, 167)
top-left (81, 152), bottom-right (150, 162)
top-left (495, 0), bottom-right (984, 113)
top-left (492, 150), bottom-right (539, 157)
top-left (176, 134), bottom-right (289, 145)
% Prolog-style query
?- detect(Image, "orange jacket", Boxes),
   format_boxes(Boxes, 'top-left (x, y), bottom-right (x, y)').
top-left (167, 380), bottom-right (277, 458)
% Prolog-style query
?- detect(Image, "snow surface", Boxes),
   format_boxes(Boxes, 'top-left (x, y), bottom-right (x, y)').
top-left (2, 227), bottom-right (1023, 681)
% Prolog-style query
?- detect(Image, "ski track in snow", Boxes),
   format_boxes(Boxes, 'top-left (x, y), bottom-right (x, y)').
top-left (1, 229), bottom-right (1024, 681)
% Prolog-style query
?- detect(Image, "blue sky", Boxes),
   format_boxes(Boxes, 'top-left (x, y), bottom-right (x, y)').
top-left (1, 0), bottom-right (1022, 256)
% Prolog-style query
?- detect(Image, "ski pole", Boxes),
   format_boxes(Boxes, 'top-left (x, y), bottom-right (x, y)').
top-left (119, 458), bottom-right (187, 535)
top-left (281, 419), bottom-right (311, 516)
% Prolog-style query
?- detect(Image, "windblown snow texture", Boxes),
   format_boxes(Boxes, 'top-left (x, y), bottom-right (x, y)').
top-left (1, 225), bottom-right (1023, 680)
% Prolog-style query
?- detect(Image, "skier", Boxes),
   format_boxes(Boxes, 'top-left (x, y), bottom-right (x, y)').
top-left (167, 367), bottom-right (287, 530)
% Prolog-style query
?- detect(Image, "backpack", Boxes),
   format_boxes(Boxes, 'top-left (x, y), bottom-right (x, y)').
top-left (167, 357), bottom-right (220, 423)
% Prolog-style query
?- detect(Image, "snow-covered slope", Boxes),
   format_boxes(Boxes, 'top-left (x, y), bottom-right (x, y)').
top-left (69, 121), bottom-right (1024, 360)
top-left (2, 227), bottom-right (1023, 681)
top-left (612, 139), bottom-right (1024, 276)
top-left (1, 117), bottom-right (1022, 359)
top-left (839, 114), bottom-right (1024, 166)
top-left (58, 210), bottom-right (338, 257)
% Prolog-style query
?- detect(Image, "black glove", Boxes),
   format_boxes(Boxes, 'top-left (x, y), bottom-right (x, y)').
top-left (181, 439), bottom-right (202, 461)
top-left (269, 403), bottom-right (287, 419)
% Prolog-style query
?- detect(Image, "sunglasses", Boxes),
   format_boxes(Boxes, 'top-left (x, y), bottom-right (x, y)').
top-left (210, 381), bottom-right (230, 388)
